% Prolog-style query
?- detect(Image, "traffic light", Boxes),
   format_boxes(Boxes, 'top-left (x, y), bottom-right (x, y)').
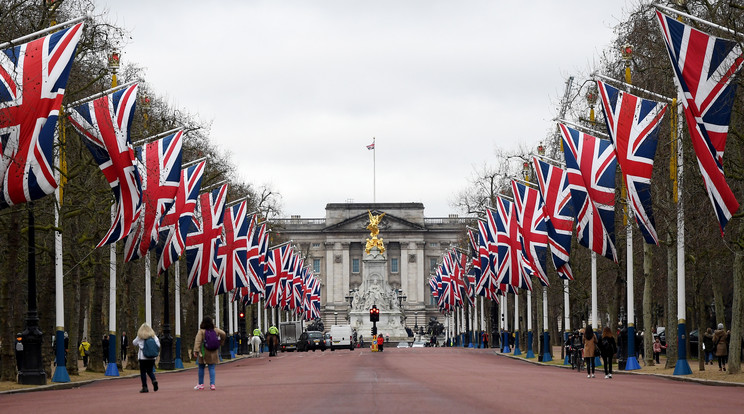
top-left (371, 326), bottom-right (377, 337)
top-left (239, 311), bottom-right (245, 320)
top-left (369, 305), bottom-right (379, 322)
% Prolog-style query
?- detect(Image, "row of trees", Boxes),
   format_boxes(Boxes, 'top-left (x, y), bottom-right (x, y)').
top-left (452, 1), bottom-right (743, 373)
top-left (0, 0), bottom-right (281, 380)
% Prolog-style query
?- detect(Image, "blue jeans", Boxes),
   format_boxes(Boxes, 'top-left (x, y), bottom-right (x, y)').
top-left (198, 363), bottom-right (216, 385)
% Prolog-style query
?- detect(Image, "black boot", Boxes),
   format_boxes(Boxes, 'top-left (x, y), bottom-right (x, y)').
top-left (140, 387), bottom-right (148, 393)
top-left (153, 381), bottom-right (158, 392)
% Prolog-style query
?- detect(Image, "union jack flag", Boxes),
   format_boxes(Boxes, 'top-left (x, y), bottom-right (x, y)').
top-left (533, 158), bottom-right (575, 280)
top-left (0, 23), bottom-right (83, 208)
top-left (511, 180), bottom-right (549, 287)
top-left (292, 257), bottom-right (305, 313)
top-left (597, 80), bottom-right (667, 244)
top-left (186, 184), bottom-right (228, 289)
top-left (281, 251), bottom-right (296, 311)
top-left (310, 276), bottom-right (321, 319)
top-left (124, 132), bottom-right (183, 261)
top-left (264, 243), bottom-right (289, 308)
top-left (157, 161), bottom-right (205, 275)
top-left (560, 123), bottom-right (618, 262)
top-left (429, 276), bottom-right (439, 301)
top-left (492, 200), bottom-right (527, 292)
top-left (246, 220), bottom-right (268, 295)
top-left (214, 200), bottom-right (251, 295)
top-left (656, 11), bottom-right (741, 235)
top-left (475, 220), bottom-right (498, 300)
top-left (68, 82), bottom-right (141, 247)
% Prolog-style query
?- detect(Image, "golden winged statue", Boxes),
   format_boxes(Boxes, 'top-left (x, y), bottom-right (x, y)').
top-left (365, 210), bottom-right (386, 254)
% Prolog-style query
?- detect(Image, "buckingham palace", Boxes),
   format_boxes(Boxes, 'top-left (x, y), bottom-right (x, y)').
top-left (271, 202), bottom-right (471, 331)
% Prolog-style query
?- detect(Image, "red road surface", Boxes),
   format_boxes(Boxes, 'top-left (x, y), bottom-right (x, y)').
top-left (2, 348), bottom-right (742, 413)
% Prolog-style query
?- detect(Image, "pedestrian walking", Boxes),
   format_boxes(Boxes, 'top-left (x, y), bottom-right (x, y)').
top-left (102, 334), bottom-right (109, 365)
top-left (377, 334), bottom-right (384, 352)
top-left (193, 316), bottom-right (226, 390)
top-left (583, 325), bottom-right (597, 378)
top-left (483, 331), bottom-right (489, 348)
top-left (713, 323), bottom-right (729, 371)
top-left (652, 336), bottom-right (666, 364)
top-left (78, 337), bottom-right (90, 368)
top-left (121, 331), bottom-right (129, 362)
top-left (600, 327), bottom-right (617, 379)
top-left (703, 328), bottom-right (714, 365)
top-left (132, 323), bottom-right (159, 393)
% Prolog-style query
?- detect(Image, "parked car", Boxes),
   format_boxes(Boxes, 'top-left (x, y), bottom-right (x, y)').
top-left (324, 332), bottom-right (331, 348)
top-left (307, 331), bottom-right (326, 351)
top-left (411, 341), bottom-right (426, 348)
top-left (397, 342), bottom-right (410, 348)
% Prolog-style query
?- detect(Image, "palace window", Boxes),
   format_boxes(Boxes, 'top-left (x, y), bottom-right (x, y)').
top-left (313, 259), bottom-right (321, 273)
top-left (430, 258), bottom-right (438, 272)
top-left (352, 258), bottom-right (360, 273)
top-left (312, 242), bottom-right (321, 248)
top-left (391, 257), bottom-right (399, 273)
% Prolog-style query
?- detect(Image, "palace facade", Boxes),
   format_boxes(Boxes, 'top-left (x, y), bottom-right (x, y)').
top-left (271, 202), bottom-right (471, 331)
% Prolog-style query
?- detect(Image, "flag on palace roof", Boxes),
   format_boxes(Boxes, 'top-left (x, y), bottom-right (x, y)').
top-left (511, 180), bottom-right (549, 287)
top-left (597, 80), bottom-right (667, 245)
top-left (560, 123), bottom-right (618, 262)
top-left (367, 142), bottom-right (375, 150)
top-left (656, 10), bottom-right (741, 235)
top-left (68, 82), bottom-right (141, 247)
top-left (0, 23), bottom-right (83, 209)
top-left (186, 184), bottom-right (228, 289)
top-left (124, 132), bottom-right (183, 262)
top-left (157, 161), bottom-right (205, 275)
top-left (533, 158), bottom-right (575, 280)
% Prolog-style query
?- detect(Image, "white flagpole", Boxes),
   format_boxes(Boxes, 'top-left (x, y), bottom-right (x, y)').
top-left (543, 285), bottom-right (551, 361)
top-left (674, 94), bottom-right (692, 375)
top-left (513, 292), bottom-right (520, 355)
top-left (591, 251), bottom-right (597, 328)
top-left (527, 290), bottom-right (534, 358)
top-left (215, 294), bottom-right (220, 329)
top-left (52, 129), bottom-right (70, 382)
top-left (258, 299), bottom-right (263, 331)
top-left (198, 285), bottom-right (203, 326)
top-left (145, 252), bottom-right (152, 326)
top-left (373, 137), bottom-right (376, 203)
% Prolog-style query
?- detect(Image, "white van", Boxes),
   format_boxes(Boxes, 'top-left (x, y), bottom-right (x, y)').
top-left (329, 325), bottom-right (354, 351)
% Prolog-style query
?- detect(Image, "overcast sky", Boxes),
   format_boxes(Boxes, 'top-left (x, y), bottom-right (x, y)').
top-left (96, 0), bottom-right (632, 218)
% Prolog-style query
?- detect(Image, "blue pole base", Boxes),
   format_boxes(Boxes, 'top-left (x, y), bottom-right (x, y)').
top-left (673, 358), bottom-right (692, 375)
top-left (513, 333), bottom-right (520, 355)
top-left (542, 352), bottom-right (552, 362)
top-left (105, 362), bottom-right (119, 376)
top-left (595, 356), bottom-right (602, 367)
top-left (175, 357), bottom-right (184, 369)
top-left (502, 345), bottom-right (511, 353)
top-left (564, 354), bottom-right (570, 365)
top-left (468, 342), bottom-right (474, 348)
top-left (513, 346), bottom-right (522, 356)
top-left (526, 331), bottom-right (534, 358)
top-left (52, 365), bottom-right (70, 383)
top-left (525, 349), bottom-right (535, 359)
top-left (230, 350), bottom-right (236, 358)
top-left (625, 356), bottom-right (641, 370)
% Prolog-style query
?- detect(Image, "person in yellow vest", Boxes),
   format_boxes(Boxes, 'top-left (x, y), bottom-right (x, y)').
top-left (266, 326), bottom-right (280, 356)
top-left (78, 337), bottom-right (91, 368)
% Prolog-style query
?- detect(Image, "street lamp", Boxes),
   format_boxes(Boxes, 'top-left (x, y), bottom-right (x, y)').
top-left (334, 311), bottom-right (338, 325)
top-left (397, 289), bottom-right (407, 308)
top-left (586, 83), bottom-right (598, 124)
top-left (414, 311), bottom-right (419, 330)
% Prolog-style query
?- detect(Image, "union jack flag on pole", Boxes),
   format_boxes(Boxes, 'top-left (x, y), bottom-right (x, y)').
top-left (157, 161), bottom-right (205, 275)
top-left (246, 220), bottom-right (267, 295)
top-left (597, 80), bottom-right (667, 244)
top-left (264, 243), bottom-right (290, 308)
top-left (68, 83), bottom-right (141, 247)
top-left (560, 123), bottom-right (618, 262)
top-left (492, 200), bottom-right (527, 292)
top-left (475, 220), bottom-right (498, 300)
top-left (0, 23), bottom-right (83, 208)
top-left (214, 200), bottom-right (251, 295)
top-left (656, 10), bottom-right (741, 235)
top-left (533, 157), bottom-right (575, 280)
top-left (186, 184), bottom-right (228, 289)
top-left (511, 180), bottom-right (549, 287)
top-left (124, 132), bottom-right (183, 261)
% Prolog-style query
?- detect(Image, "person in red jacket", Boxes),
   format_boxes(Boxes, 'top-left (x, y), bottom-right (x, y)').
top-left (377, 334), bottom-right (384, 352)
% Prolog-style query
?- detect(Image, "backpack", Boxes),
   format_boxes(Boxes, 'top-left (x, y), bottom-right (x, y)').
top-left (601, 338), bottom-right (610, 354)
top-left (143, 337), bottom-right (159, 358)
top-left (204, 329), bottom-right (220, 351)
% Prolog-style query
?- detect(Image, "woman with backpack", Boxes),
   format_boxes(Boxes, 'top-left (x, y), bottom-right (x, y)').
top-left (193, 316), bottom-right (226, 390)
top-left (600, 327), bottom-right (617, 379)
top-left (132, 323), bottom-right (160, 393)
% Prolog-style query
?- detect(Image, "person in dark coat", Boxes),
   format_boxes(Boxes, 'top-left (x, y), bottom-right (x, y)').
top-left (121, 331), bottom-right (129, 362)
top-left (702, 328), bottom-right (714, 365)
top-left (600, 327), bottom-right (617, 379)
top-left (101, 334), bottom-right (109, 365)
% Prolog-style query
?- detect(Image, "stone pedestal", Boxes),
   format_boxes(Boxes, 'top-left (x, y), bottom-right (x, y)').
top-left (349, 248), bottom-right (407, 339)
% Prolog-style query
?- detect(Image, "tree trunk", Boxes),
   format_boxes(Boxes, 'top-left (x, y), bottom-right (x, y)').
top-left (665, 240), bottom-right (677, 369)
top-left (711, 278), bottom-right (725, 328)
top-left (643, 243), bottom-right (655, 366)
top-left (0, 209), bottom-right (22, 381)
top-left (728, 244), bottom-right (743, 374)
top-left (696, 291), bottom-right (706, 372)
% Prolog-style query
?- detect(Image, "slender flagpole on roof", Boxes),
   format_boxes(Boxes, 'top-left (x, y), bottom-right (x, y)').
top-left (367, 138), bottom-right (376, 203)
